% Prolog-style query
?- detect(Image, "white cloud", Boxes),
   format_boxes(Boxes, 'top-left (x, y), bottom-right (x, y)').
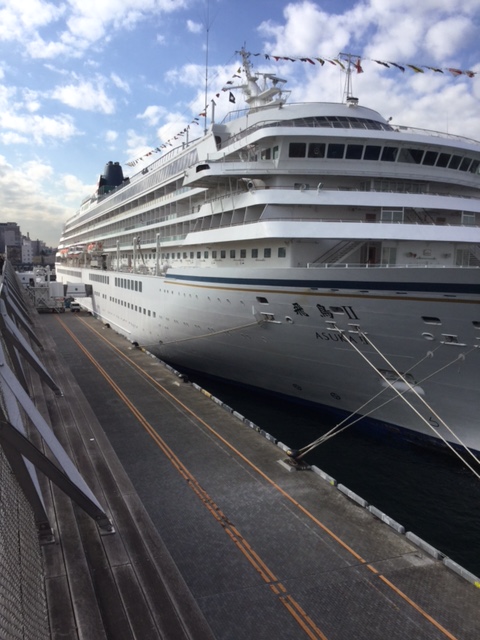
top-left (155, 113), bottom-right (190, 144)
top-left (137, 105), bottom-right (167, 126)
top-left (61, 173), bottom-right (95, 204)
top-left (424, 17), bottom-right (475, 61)
top-left (187, 19), bottom-right (203, 34)
top-left (105, 130), bottom-right (118, 143)
top-left (0, 155), bottom-right (73, 245)
top-left (125, 128), bottom-right (150, 162)
top-left (0, 0), bottom-right (190, 60)
top-left (111, 72), bottom-right (130, 93)
top-left (0, 0), bottom-right (64, 42)
top-left (51, 79), bottom-right (115, 114)
top-left (0, 80), bottom-right (78, 145)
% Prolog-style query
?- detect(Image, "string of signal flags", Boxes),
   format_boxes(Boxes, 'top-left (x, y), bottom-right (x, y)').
top-left (125, 49), bottom-right (476, 167)
top-left (249, 50), bottom-right (477, 78)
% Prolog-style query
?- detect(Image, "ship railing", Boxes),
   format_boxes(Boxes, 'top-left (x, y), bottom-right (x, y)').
top-left (61, 215), bottom-right (480, 253)
top-left (307, 262), bottom-right (480, 269)
top-left (219, 103), bottom-right (480, 146)
top-left (63, 184), bottom-right (480, 243)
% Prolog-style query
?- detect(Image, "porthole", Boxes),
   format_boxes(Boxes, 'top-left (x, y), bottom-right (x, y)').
top-left (285, 316), bottom-right (294, 324)
top-left (472, 321), bottom-right (480, 328)
top-left (422, 316), bottom-right (441, 325)
top-left (256, 296), bottom-right (269, 304)
top-left (422, 332), bottom-right (435, 341)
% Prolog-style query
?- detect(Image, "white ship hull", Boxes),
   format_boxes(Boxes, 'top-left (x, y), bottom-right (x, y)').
top-left (58, 264), bottom-right (480, 453)
top-left (56, 49), bottom-right (480, 457)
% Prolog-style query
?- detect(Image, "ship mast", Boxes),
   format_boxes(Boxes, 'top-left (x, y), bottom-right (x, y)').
top-left (203, 2), bottom-right (210, 135)
top-left (234, 48), bottom-right (289, 110)
top-left (339, 52), bottom-right (360, 106)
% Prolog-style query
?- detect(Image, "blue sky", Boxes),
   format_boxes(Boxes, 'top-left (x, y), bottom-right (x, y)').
top-left (0, 0), bottom-right (479, 246)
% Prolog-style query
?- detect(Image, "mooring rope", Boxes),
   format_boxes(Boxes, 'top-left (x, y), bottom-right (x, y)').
top-left (142, 318), bottom-right (264, 349)
top-left (323, 327), bottom-right (480, 480)
top-left (296, 343), bottom-right (469, 456)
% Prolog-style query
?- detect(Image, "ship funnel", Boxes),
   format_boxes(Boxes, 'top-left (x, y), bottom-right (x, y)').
top-left (103, 161), bottom-right (124, 187)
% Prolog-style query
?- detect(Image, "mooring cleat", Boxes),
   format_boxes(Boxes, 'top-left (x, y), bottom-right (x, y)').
top-left (283, 453), bottom-right (311, 471)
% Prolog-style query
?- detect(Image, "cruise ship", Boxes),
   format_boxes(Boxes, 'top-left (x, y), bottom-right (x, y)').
top-left (56, 50), bottom-right (480, 455)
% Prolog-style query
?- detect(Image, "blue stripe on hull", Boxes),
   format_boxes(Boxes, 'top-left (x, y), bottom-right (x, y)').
top-left (167, 273), bottom-right (480, 295)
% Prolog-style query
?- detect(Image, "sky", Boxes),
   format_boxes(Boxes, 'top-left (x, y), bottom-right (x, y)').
top-left (0, 0), bottom-right (479, 247)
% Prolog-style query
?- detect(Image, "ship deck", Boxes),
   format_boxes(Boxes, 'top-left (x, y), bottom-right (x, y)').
top-left (31, 310), bottom-right (479, 640)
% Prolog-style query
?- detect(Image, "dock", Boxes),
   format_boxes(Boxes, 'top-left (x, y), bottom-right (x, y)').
top-left (29, 311), bottom-right (480, 639)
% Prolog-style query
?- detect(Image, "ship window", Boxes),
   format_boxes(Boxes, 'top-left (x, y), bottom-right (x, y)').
top-left (197, 251), bottom-right (201, 258)
top-left (327, 144), bottom-right (345, 159)
top-left (135, 282), bottom-right (138, 291)
top-left (398, 148), bottom-right (424, 164)
top-left (273, 146), bottom-right (279, 159)
top-left (472, 321), bottom-right (480, 328)
top-left (381, 147), bottom-right (398, 162)
top-left (261, 148), bottom-right (271, 160)
top-left (139, 282), bottom-right (142, 292)
top-left (448, 155), bottom-right (462, 169)
top-left (422, 151), bottom-right (438, 166)
top-left (441, 334), bottom-right (460, 344)
top-left (436, 153), bottom-right (450, 167)
top-left (252, 248), bottom-right (258, 258)
top-left (459, 157), bottom-right (472, 171)
top-left (461, 212), bottom-right (475, 226)
top-left (183, 252), bottom-right (187, 259)
top-left (469, 160), bottom-right (480, 174)
top-left (256, 296), bottom-right (269, 304)
top-left (240, 249), bottom-right (246, 258)
top-left (308, 143), bottom-right (325, 158)
top-left (221, 250), bottom-right (226, 258)
top-left (329, 307), bottom-right (345, 314)
top-left (177, 252), bottom-right (180, 259)
top-left (230, 249), bottom-right (236, 258)
top-left (289, 143), bottom-right (306, 157)
top-left (364, 145), bottom-right (381, 160)
top-left (212, 250), bottom-right (217, 259)
top-left (190, 252), bottom-right (194, 259)
top-left (204, 251), bottom-right (209, 258)
top-left (264, 248), bottom-right (271, 258)
top-left (278, 247), bottom-right (286, 258)
top-left (381, 208), bottom-right (404, 223)
top-left (422, 316), bottom-right (441, 325)
top-left (345, 144), bottom-right (363, 159)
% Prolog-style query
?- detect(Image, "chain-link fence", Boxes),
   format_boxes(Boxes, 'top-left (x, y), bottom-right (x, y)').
top-left (0, 446), bottom-right (49, 640)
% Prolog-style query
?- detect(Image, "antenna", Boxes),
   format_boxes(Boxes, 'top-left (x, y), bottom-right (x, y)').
top-left (203, 1), bottom-right (210, 135)
top-left (339, 52), bottom-right (361, 105)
